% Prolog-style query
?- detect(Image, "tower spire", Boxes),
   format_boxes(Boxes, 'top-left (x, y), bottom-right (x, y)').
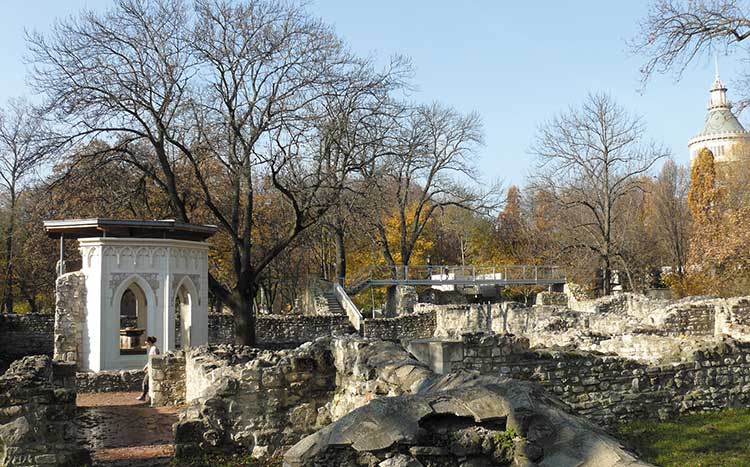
top-left (709, 56), bottom-right (729, 109)
top-left (715, 54), bottom-right (720, 80)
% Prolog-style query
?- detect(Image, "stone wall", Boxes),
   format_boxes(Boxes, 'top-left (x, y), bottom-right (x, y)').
top-left (329, 336), bottom-right (433, 419)
top-left (53, 271), bottom-right (86, 364)
top-left (410, 332), bottom-right (750, 427)
top-left (0, 356), bottom-right (90, 467)
top-left (208, 312), bottom-right (360, 346)
top-left (360, 310), bottom-right (436, 341)
top-left (149, 351), bottom-right (186, 405)
top-left (395, 285), bottom-right (417, 315)
top-left (76, 369), bottom-right (143, 393)
top-left (3, 308), bottom-right (244, 367)
top-left (0, 314), bottom-right (54, 363)
top-left (163, 334), bottom-right (655, 465)
top-left (256, 314), bottom-right (354, 346)
top-left (430, 304), bottom-right (490, 338)
top-left (535, 291), bottom-right (568, 306)
top-left (172, 341), bottom-right (336, 458)
top-left (415, 295), bottom-right (750, 356)
top-left (729, 298), bottom-right (750, 326)
top-left (659, 302), bottom-right (715, 336)
top-left (285, 366), bottom-right (651, 467)
top-left (208, 313), bottom-right (234, 344)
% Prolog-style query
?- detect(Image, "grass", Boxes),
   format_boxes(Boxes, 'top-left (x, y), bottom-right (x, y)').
top-left (617, 409), bottom-right (750, 467)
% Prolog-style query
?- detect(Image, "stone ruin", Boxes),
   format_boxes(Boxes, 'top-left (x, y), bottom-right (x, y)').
top-left (0, 356), bottom-right (89, 467)
top-left (138, 290), bottom-right (750, 466)
top-left (5, 285), bottom-right (750, 466)
top-left (153, 336), bottom-right (650, 467)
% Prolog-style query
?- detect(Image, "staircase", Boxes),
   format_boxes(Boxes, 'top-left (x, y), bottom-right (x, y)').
top-left (322, 291), bottom-right (345, 315)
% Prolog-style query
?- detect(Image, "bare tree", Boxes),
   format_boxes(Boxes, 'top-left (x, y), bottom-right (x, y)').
top-left (28, 0), bottom-right (403, 343)
top-left (314, 67), bottom-right (409, 285)
top-left (632, 0), bottom-right (750, 102)
top-left (0, 99), bottom-right (55, 313)
top-left (366, 103), bottom-right (494, 270)
top-left (652, 159), bottom-right (692, 277)
top-left (530, 93), bottom-right (668, 295)
top-left (355, 103), bottom-right (499, 314)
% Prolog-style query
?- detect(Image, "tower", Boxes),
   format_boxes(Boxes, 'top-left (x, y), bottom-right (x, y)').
top-left (688, 60), bottom-right (750, 163)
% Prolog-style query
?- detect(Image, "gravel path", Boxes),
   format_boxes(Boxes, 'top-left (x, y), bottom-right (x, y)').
top-left (77, 392), bottom-right (182, 467)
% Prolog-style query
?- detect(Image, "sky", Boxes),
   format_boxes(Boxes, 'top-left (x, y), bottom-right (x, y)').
top-left (0, 0), bottom-right (742, 187)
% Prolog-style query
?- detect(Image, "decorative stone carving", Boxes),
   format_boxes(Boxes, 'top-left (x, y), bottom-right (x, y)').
top-left (173, 274), bottom-right (201, 293)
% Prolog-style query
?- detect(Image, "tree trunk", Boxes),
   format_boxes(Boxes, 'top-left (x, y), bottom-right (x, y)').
top-left (231, 284), bottom-right (257, 346)
top-left (2, 189), bottom-right (16, 314)
top-left (602, 259), bottom-right (612, 296)
top-left (334, 226), bottom-right (346, 285)
top-left (384, 285), bottom-right (397, 318)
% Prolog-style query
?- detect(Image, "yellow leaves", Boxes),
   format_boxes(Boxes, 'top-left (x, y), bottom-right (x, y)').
top-left (682, 147), bottom-right (750, 297)
top-left (686, 148), bottom-right (718, 277)
top-left (663, 272), bottom-right (709, 298)
top-left (345, 202), bottom-right (435, 312)
top-left (381, 203), bottom-right (435, 265)
top-left (688, 148), bottom-right (719, 223)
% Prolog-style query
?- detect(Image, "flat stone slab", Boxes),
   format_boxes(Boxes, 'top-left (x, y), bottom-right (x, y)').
top-left (284, 373), bottom-right (654, 467)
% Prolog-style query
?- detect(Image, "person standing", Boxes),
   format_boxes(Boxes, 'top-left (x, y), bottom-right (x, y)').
top-left (136, 336), bottom-right (160, 401)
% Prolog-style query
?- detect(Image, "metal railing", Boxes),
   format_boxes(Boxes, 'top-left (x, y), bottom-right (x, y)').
top-left (333, 282), bottom-right (362, 331)
top-left (346, 264), bottom-right (566, 295)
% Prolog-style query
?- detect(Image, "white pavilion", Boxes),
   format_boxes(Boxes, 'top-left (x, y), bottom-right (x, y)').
top-left (44, 219), bottom-right (217, 371)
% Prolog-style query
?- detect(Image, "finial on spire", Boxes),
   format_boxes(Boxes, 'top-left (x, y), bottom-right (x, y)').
top-left (709, 55), bottom-right (729, 108)
top-left (715, 54), bottom-right (720, 79)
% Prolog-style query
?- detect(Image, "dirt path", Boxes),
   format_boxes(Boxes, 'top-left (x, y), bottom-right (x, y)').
top-left (77, 392), bottom-right (182, 467)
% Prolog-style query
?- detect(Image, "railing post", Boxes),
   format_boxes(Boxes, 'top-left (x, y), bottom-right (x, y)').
top-left (534, 266), bottom-right (538, 282)
top-left (404, 265), bottom-right (409, 281)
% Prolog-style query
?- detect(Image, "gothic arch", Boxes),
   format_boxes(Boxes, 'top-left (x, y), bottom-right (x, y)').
top-left (174, 275), bottom-right (198, 349)
top-left (113, 274), bottom-right (158, 352)
top-left (113, 273), bottom-right (158, 312)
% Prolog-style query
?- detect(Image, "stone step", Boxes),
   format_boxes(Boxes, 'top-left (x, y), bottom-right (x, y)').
top-left (322, 292), bottom-right (345, 314)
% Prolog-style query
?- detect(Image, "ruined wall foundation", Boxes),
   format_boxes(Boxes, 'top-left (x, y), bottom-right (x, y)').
top-left (410, 332), bottom-right (750, 427)
top-left (76, 369), bottom-right (143, 393)
top-left (0, 314), bottom-right (54, 364)
top-left (0, 356), bottom-right (89, 467)
top-left (256, 315), bottom-right (354, 346)
top-left (167, 341), bottom-right (336, 458)
top-left (53, 272), bottom-right (86, 364)
top-left (360, 310), bottom-right (436, 341)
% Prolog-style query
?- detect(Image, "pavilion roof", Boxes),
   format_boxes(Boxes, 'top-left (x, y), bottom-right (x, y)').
top-left (43, 218), bottom-right (218, 241)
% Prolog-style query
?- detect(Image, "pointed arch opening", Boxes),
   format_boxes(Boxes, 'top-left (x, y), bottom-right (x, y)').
top-left (118, 281), bottom-right (148, 355)
top-left (174, 277), bottom-right (197, 349)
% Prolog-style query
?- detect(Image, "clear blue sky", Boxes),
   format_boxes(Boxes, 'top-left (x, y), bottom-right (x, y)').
top-left (0, 0), bottom-right (741, 186)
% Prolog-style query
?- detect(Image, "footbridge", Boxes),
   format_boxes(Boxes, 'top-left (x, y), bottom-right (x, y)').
top-left (323, 264), bottom-right (566, 333)
top-left (345, 264), bottom-right (566, 296)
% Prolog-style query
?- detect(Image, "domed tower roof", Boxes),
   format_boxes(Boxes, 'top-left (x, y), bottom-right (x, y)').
top-left (688, 59), bottom-right (750, 164)
top-left (692, 60), bottom-right (747, 138)
top-left (695, 107), bottom-right (746, 137)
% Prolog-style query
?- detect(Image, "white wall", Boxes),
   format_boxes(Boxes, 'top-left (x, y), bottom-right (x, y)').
top-left (78, 238), bottom-right (210, 371)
